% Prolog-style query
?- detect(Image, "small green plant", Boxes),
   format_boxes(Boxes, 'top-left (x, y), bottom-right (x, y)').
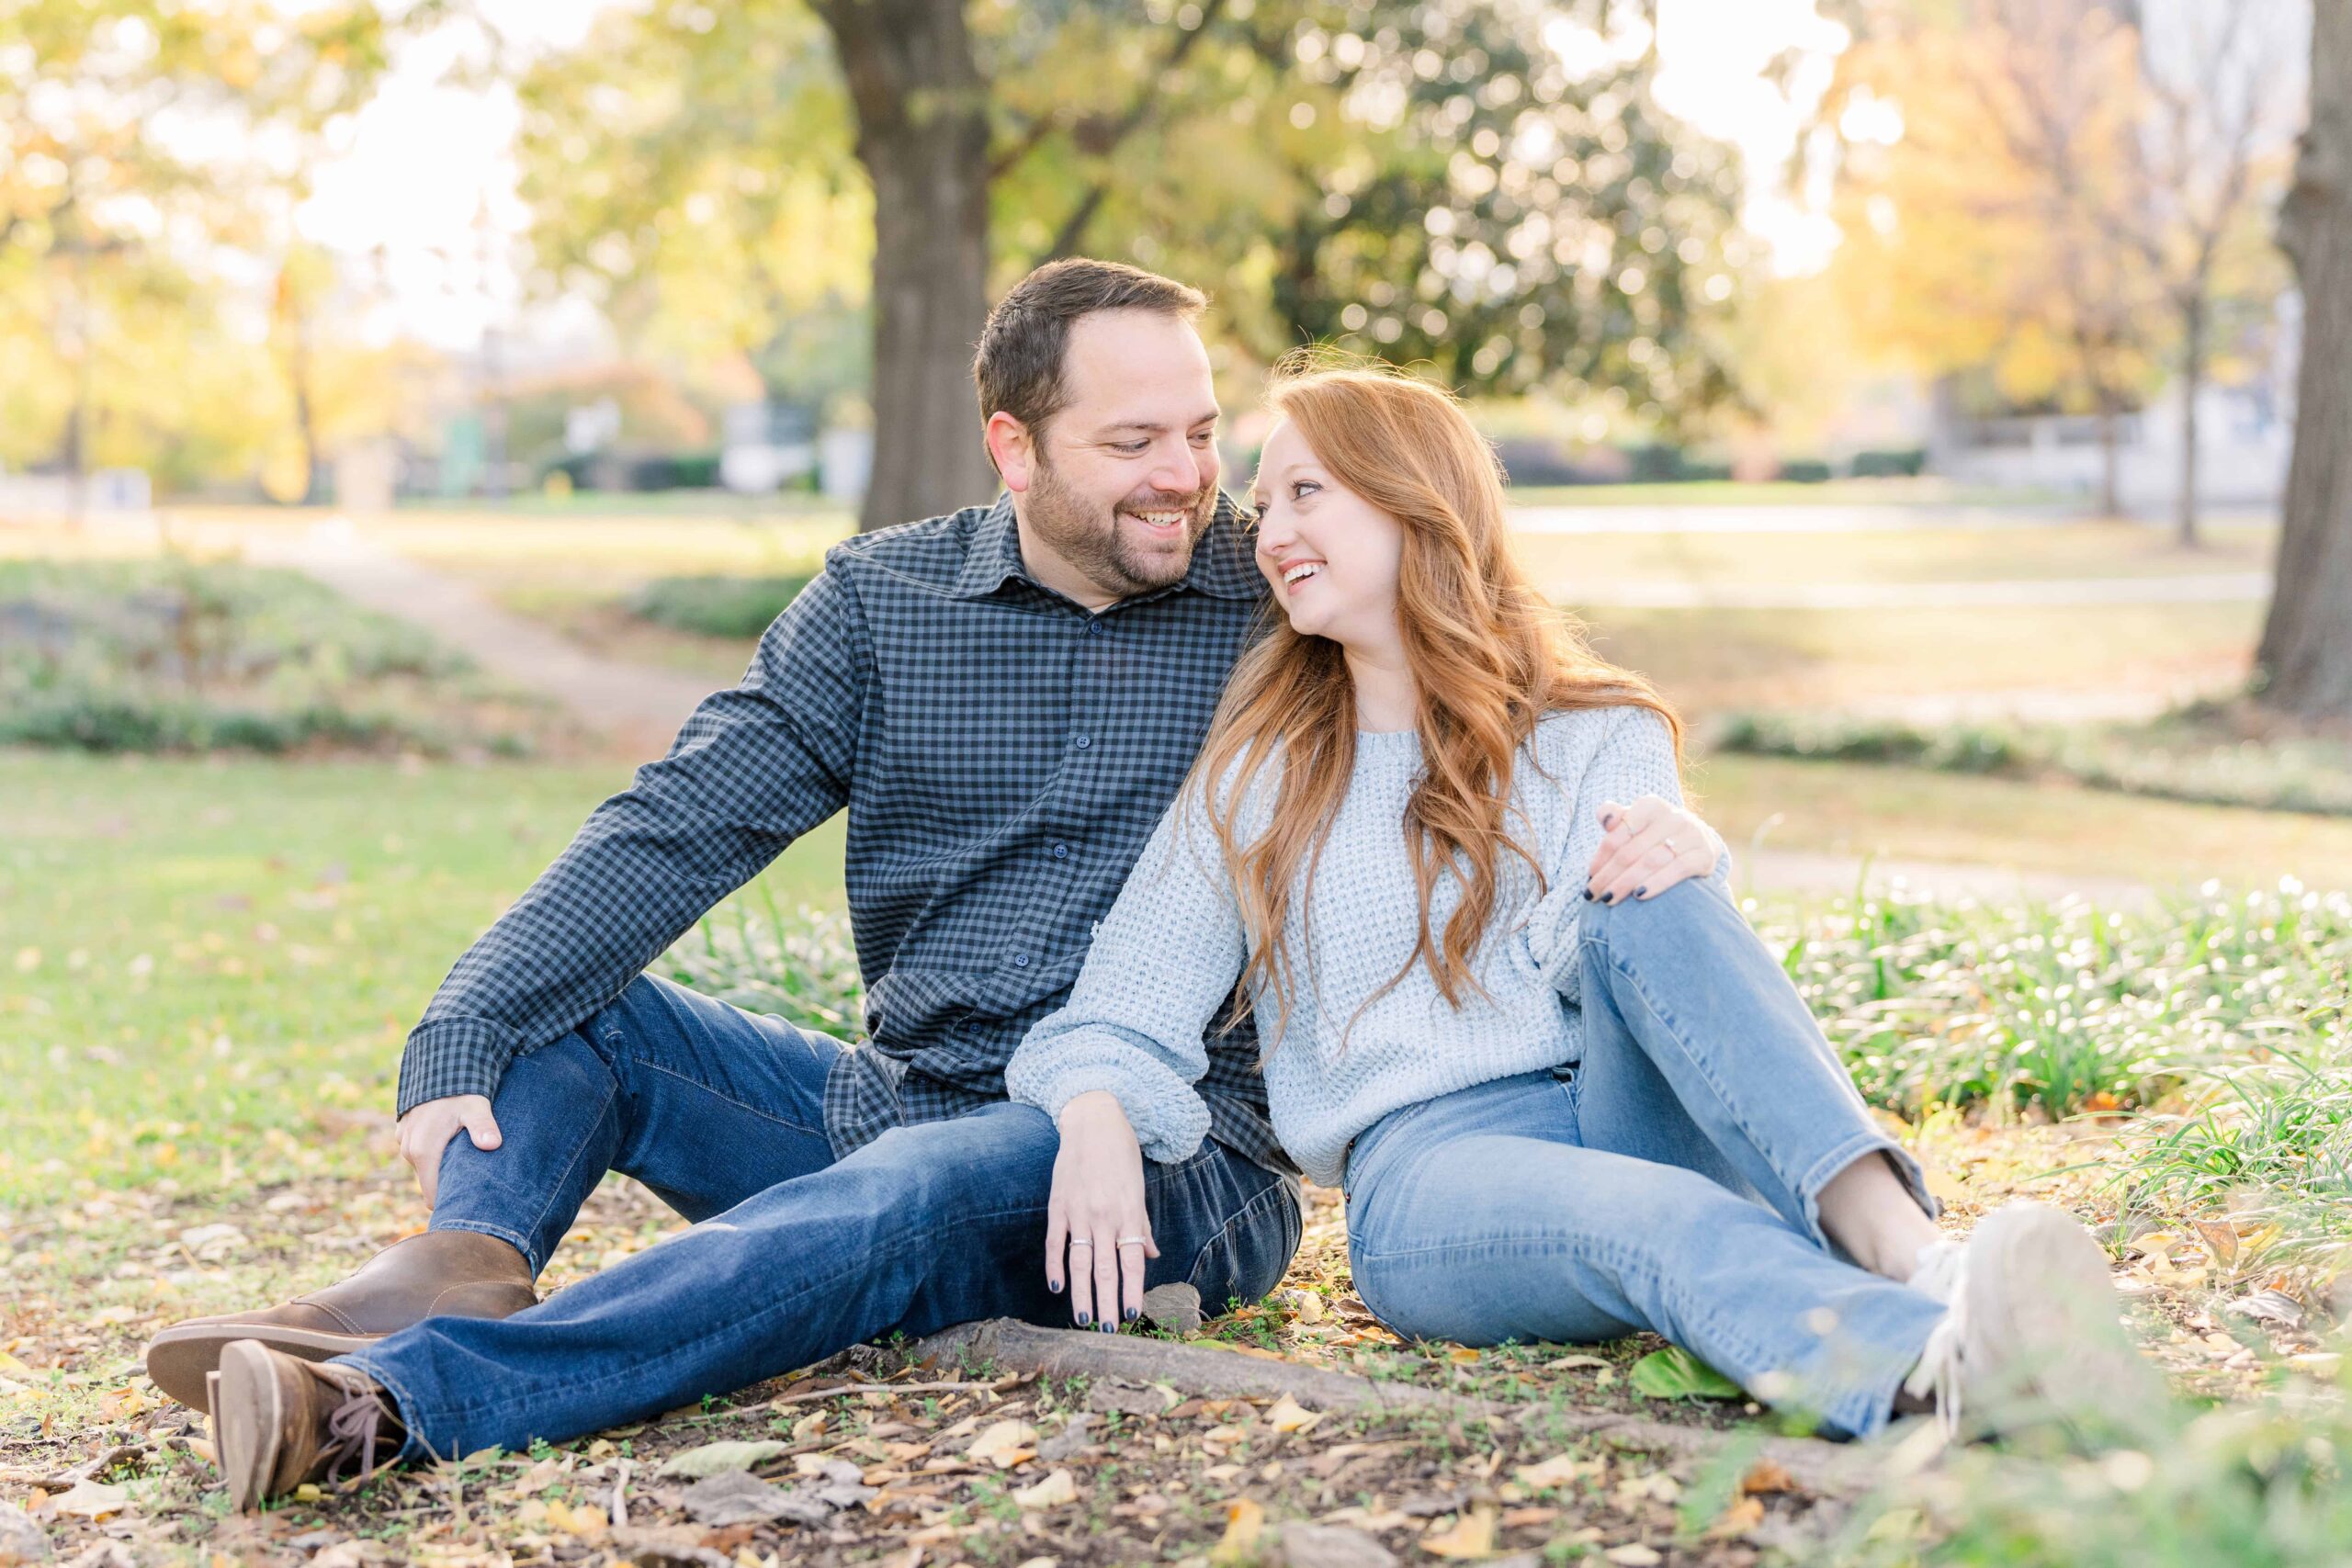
top-left (627, 572), bottom-right (814, 637)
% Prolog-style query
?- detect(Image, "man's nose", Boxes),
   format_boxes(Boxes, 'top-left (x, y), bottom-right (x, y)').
top-left (1147, 434), bottom-right (1199, 496)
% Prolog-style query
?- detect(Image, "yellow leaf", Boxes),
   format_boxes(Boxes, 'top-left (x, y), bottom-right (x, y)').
top-left (967, 1419), bottom-right (1040, 1469)
top-left (544, 1498), bottom-right (609, 1539)
top-left (1421, 1505), bottom-right (1497, 1558)
top-left (1266, 1394), bottom-right (1323, 1434)
top-left (1295, 1292), bottom-right (1326, 1325)
top-left (1603, 1546), bottom-right (1663, 1567)
top-left (50, 1479), bottom-right (131, 1520)
top-left (1011, 1469), bottom-right (1076, 1509)
top-left (1514, 1453), bottom-right (1601, 1490)
top-left (1210, 1497), bottom-right (1264, 1564)
top-left (293, 1483), bottom-right (322, 1503)
top-left (1448, 1348), bottom-right (1483, 1365)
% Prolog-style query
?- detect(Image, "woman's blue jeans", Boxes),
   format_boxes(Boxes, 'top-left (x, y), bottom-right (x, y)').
top-left (334, 976), bottom-right (1302, 1461)
top-left (1343, 880), bottom-right (1948, 1439)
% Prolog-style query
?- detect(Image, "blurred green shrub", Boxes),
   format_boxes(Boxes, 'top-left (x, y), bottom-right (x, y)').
top-left (627, 573), bottom-right (814, 638)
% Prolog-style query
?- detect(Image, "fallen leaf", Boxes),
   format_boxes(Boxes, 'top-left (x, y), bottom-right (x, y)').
top-left (1707, 1495), bottom-right (1767, 1540)
top-left (967, 1420), bottom-right (1040, 1469)
top-left (1420, 1506), bottom-right (1497, 1558)
top-left (1267, 1393), bottom-right (1324, 1434)
top-left (1211, 1497), bottom-right (1265, 1564)
top-left (1602, 1545), bottom-right (1662, 1567)
top-left (1628, 1347), bottom-right (1742, 1401)
top-left (1514, 1453), bottom-right (1601, 1491)
top-left (1739, 1461), bottom-right (1799, 1496)
top-left (543, 1498), bottom-right (607, 1539)
top-left (49, 1479), bottom-right (130, 1520)
top-left (655, 1439), bottom-right (788, 1479)
top-left (1011, 1469), bottom-right (1076, 1509)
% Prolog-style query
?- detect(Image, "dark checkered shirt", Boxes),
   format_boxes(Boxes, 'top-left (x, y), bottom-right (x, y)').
top-left (397, 491), bottom-right (1294, 1175)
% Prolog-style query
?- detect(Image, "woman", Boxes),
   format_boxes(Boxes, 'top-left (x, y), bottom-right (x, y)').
top-left (1005, 355), bottom-right (2160, 1442)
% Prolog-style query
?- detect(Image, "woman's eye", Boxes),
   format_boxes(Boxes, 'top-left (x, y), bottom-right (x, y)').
top-left (1291, 480), bottom-right (1319, 499)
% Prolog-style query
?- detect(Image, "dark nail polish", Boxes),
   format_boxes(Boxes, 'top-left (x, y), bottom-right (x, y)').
top-left (1634, 886), bottom-right (1648, 898)
top-left (1075, 1311), bottom-right (1091, 1327)
top-left (1600, 891), bottom-right (1615, 905)
top-left (1582, 889), bottom-right (1594, 901)
top-left (1124, 1305), bottom-right (1140, 1322)
top-left (1048, 1279), bottom-right (1062, 1293)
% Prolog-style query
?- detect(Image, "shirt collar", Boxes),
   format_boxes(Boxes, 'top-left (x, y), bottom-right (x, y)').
top-left (951, 490), bottom-right (1267, 604)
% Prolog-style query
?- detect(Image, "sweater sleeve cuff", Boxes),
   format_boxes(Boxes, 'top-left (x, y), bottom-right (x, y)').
top-left (395, 1017), bottom-right (526, 1118)
top-left (1009, 1050), bottom-right (1213, 1167)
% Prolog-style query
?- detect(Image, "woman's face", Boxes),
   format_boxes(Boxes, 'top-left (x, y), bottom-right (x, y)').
top-left (1248, 417), bottom-right (1406, 649)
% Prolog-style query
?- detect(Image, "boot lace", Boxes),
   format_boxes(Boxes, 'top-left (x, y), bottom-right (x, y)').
top-left (1902, 1238), bottom-right (1967, 1438)
top-left (321, 1376), bottom-right (400, 1486)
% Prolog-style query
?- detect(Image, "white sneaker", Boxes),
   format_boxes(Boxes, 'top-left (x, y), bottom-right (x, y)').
top-left (1900, 1201), bottom-right (2165, 1444)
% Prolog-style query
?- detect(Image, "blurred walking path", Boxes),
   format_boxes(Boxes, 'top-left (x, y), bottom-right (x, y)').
top-left (249, 518), bottom-right (716, 758)
top-left (1562, 572), bottom-right (2270, 609)
top-left (252, 516), bottom-right (2157, 910)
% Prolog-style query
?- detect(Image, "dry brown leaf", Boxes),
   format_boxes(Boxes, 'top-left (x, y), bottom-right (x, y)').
top-left (966, 1419), bottom-right (1039, 1469)
top-left (1603, 1545), bottom-right (1663, 1567)
top-left (48, 1479), bottom-right (130, 1520)
top-left (1011, 1469), bottom-right (1076, 1509)
top-left (1739, 1460), bottom-right (1800, 1495)
top-left (1422, 1505), bottom-right (1498, 1558)
top-left (1266, 1393), bottom-right (1324, 1434)
top-left (1707, 1495), bottom-right (1767, 1540)
top-left (1514, 1453), bottom-right (1601, 1491)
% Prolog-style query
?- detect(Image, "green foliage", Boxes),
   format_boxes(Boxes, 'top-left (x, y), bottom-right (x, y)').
top-left (1713, 709), bottom-right (2352, 818)
top-left (1628, 1347), bottom-right (1742, 1401)
top-left (658, 886), bottom-right (865, 1042)
top-left (626, 572), bottom-right (814, 638)
top-left (0, 558), bottom-right (542, 756)
top-left (1756, 884), bottom-right (2351, 1120)
top-left (1840, 1375), bottom-right (2352, 1567)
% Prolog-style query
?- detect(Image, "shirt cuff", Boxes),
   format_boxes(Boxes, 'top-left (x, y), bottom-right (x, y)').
top-left (395, 1017), bottom-right (526, 1118)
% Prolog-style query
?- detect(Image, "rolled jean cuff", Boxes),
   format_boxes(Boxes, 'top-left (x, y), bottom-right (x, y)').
top-left (330, 1349), bottom-right (442, 1467)
top-left (1793, 1127), bottom-right (1940, 1252)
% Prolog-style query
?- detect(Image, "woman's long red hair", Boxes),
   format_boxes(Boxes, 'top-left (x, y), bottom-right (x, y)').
top-left (1193, 352), bottom-right (1685, 1046)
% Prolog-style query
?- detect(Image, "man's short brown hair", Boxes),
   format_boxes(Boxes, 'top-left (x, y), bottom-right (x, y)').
top-left (972, 259), bottom-right (1208, 472)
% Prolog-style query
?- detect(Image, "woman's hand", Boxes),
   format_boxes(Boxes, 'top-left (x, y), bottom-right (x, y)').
top-left (1585, 795), bottom-right (1719, 905)
top-left (1045, 1090), bottom-right (1160, 1331)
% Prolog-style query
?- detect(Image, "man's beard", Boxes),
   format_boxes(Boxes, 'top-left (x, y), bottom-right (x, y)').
top-left (1025, 452), bottom-right (1216, 598)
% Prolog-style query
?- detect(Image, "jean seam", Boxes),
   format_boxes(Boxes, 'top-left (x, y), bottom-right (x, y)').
top-left (628, 1054), bottom-right (826, 1138)
top-left (1183, 1173), bottom-right (1300, 1304)
top-left (514, 1075), bottom-right (619, 1275)
top-left (1354, 1229), bottom-right (1781, 1381)
top-left (414, 1190), bottom-right (1057, 1425)
top-left (1589, 936), bottom-right (1837, 1248)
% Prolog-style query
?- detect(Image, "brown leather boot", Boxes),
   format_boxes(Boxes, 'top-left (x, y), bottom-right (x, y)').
top-left (146, 1229), bottom-right (536, 1414)
top-left (213, 1340), bottom-right (406, 1513)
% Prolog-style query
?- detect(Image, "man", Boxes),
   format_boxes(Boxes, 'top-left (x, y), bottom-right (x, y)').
top-left (147, 259), bottom-right (1307, 1509)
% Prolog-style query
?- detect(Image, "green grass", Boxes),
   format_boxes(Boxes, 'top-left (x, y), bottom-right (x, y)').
top-left (0, 751), bottom-right (844, 1209)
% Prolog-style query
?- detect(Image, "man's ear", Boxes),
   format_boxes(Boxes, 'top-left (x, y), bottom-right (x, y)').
top-left (986, 412), bottom-right (1036, 493)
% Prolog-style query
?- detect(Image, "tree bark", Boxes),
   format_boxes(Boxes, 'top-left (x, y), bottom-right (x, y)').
top-left (2258, 0), bottom-right (2352, 721)
top-left (903, 1317), bottom-right (1878, 1499)
top-left (815, 0), bottom-right (1000, 533)
top-left (2177, 289), bottom-right (2205, 547)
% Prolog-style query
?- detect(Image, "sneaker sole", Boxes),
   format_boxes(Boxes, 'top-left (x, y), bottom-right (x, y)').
top-left (147, 1324), bottom-right (381, 1416)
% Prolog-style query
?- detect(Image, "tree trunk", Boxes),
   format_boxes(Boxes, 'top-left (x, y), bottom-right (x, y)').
top-left (816, 0), bottom-right (999, 533)
top-left (2258, 0), bottom-right (2352, 721)
top-left (2096, 400), bottom-right (2124, 517)
top-left (2176, 290), bottom-right (2205, 548)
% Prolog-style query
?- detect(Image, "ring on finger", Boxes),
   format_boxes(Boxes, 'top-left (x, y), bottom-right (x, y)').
top-left (1068, 1239), bottom-right (1092, 1249)
top-left (1116, 1236), bottom-right (1148, 1247)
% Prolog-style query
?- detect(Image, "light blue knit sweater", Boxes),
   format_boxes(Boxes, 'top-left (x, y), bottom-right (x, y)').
top-left (1003, 705), bottom-right (1730, 1186)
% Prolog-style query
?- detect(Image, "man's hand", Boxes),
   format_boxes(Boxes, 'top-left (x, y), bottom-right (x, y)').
top-left (1044, 1090), bottom-right (1158, 1331)
top-left (1586, 795), bottom-right (1721, 905)
top-left (395, 1094), bottom-right (502, 1208)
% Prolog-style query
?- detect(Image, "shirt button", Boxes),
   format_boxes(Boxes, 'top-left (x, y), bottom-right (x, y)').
top-left (1012, 953), bottom-right (1032, 968)
top-left (1089, 619), bottom-right (1108, 636)
top-left (1051, 842), bottom-right (1070, 860)
top-left (1073, 734), bottom-right (1092, 750)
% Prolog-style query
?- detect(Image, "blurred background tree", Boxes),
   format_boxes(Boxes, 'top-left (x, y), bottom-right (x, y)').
top-left (515, 0), bottom-right (1745, 530)
top-left (0, 0), bottom-right (414, 499)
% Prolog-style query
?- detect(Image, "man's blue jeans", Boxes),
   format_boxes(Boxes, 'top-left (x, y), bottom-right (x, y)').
top-left (335, 976), bottom-right (1303, 1461)
top-left (1343, 880), bottom-right (1948, 1439)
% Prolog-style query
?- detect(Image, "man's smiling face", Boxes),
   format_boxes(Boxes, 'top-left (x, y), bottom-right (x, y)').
top-left (1002, 309), bottom-right (1223, 604)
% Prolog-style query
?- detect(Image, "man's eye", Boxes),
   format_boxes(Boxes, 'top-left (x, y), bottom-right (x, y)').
top-left (1114, 441), bottom-right (1149, 455)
